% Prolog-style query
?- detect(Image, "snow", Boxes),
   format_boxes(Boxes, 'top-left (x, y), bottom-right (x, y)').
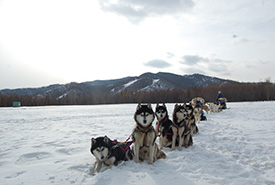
top-left (140, 79), bottom-right (163, 91)
top-left (110, 79), bottom-right (138, 93)
top-left (57, 93), bottom-right (68, 99)
top-left (123, 79), bottom-right (138, 88)
top-left (1, 102), bottom-right (275, 185)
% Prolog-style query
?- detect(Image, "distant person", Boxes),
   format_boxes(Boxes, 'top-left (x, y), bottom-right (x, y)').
top-left (196, 100), bottom-right (207, 121)
top-left (216, 91), bottom-right (224, 101)
top-left (216, 91), bottom-right (226, 109)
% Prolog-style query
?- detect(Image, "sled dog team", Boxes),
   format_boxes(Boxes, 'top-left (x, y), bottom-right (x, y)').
top-left (91, 98), bottom-right (213, 175)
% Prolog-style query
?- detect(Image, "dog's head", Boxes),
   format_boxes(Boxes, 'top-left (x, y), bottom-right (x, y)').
top-left (193, 105), bottom-right (202, 115)
top-left (155, 103), bottom-right (168, 121)
top-left (185, 103), bottom-right (193, 116)
top-left (173, 104), bottom-right (187, 124)
top-left (134, 103), bottom-right (155, 128)
top-left (90, 136), bottom-right (113, 161)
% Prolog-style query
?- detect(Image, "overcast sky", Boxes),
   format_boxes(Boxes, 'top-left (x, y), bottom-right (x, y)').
top-left (0, 0), bottom-right (275, 89)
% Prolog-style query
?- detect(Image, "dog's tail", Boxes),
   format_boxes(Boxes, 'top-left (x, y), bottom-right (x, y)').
top-left (157, 150), bottom-right (166, 159)
top-left (125, 149), bottom-right (134, 161)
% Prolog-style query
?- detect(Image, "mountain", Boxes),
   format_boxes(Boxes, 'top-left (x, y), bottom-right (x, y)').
top-left (0, 72), bottom-right (237, 99)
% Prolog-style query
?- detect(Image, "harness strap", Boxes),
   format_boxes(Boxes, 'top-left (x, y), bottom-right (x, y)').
top-left (159, 117), bottom-right (168, 125)
top-left (124, 136), bottom-right (131, 143)
top-left (112, 133), bottom-right (133, 154)
top-left (184, 130), bottom-right (190, 136)
top-left (157, 123), bottom-right (161, 133)
top-left (135, 124), bottom-right (155, 134)
top-left (172, 119), bottom-right (185, 129)
top-left (120, 141), bottom-right (133, 153)
top-left (157, 117), bottom-right (168, 133)
top-left (143, 132), bottom-right (147, 146)
top-left (158, 118), bottom-right (173, 136)
top-left (134, 126), bottom-right (155, 147)
top-left (172, 124), bottom-right (181, 131)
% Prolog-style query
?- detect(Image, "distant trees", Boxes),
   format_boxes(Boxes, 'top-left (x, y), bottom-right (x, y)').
top-left (0, 81), bottom-right (274, 107)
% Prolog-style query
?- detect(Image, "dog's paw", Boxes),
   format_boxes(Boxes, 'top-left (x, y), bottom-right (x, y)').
top-left (171, 147), bottom-right (176, 151)
top-left (178, 147), bottom-right (182, 151)
top-left (148, 160), bottom-right (153, 165)
top-left (134, 158), bottom-right (140, 163)
top-left (89, 166), bottom-right (96, 176)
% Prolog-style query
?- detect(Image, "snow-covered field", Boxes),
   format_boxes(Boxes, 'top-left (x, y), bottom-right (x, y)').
top-left (0, 102), bottom-right (275, 185)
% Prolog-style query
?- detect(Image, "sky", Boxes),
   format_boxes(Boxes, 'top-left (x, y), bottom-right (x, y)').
top-left (0, 0), bottom-right (275, 90)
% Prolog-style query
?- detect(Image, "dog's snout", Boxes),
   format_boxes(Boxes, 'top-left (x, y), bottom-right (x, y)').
top-left (143, 120), bottom-right (147, 124)
top-left (101, 156), bottom-right (104, 159)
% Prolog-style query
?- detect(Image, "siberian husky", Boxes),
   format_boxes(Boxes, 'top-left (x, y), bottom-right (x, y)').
top-left (90, 136), bottom-right (133, 175)
top-left (191, 97), bottom-right (205, 107)
top-left (155, 103), bottom-right (173, 149)
top-left (172, 104), bottom-right (193, 150)
top-left (132, 103), bottom-right (166, 164)
top-left (193, 104), bottom-right (202, 124)
top-left (185, 103), bottom-right (198, 136)
top-left (202, 104), bottom-right (210, 114)
top-left (207, 102), bottom-right (220, 113)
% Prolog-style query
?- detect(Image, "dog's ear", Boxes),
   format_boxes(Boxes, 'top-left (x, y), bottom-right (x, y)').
top-left (147, 103), bottom-right (152, 109)
top-left (91, 138), bottom-right (96, 146)
top-left (156, 103), bottom-right (159, 112)
top-left (174, 104), bottom-right (179, 109)
top-left (137, 103), bottom-right (142, 111)
top-left (103, 135), bottom-right (109, 143)
top-left (183, 103), bottom-right (186, 109)
top-left (163, 103), bottom-right (166, 108)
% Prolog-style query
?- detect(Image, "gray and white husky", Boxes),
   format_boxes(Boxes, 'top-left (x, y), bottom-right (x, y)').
top-left (131, 103), bottom-right (166, 164)
top-left (90, 136), bottom-right (133, 175)
top-left (193, 104), bottom-right (202, 124)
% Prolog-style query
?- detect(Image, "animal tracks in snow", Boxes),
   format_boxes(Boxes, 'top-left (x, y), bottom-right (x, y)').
top-left (5, 171), bottom-right (26, 179)
top-left (16, 152), bottom-right (51, 165)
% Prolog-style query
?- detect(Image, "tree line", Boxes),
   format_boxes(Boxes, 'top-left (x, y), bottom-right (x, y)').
top-left (0, 81), bottom-right (274, 107)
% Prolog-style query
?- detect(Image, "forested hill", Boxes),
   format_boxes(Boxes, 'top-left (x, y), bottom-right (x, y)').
top-left (0, 72), bottom-right (234, 98)
top-left (0, 72), bottom-right (274, 106)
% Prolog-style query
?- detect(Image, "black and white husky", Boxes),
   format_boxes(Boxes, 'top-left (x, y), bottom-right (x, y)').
top-left (155, 103), bottom-right (173, 149)
top-left (185, 103), bottom-right (199, 136)
top-left (90, 136), bottom-right (133, 175)
top-left (132, 103), bottom-right (166, 164)
top-left (172, 104), bottom-right (193, 150)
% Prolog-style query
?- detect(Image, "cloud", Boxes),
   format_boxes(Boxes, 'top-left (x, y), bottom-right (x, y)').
top-left (144, 59), bottom-right (172, 68)
top-left (233, 36), bottom-right (266, 45)
top-left (181, 55), bottom-right (209, 66)
top-left (180, 54), bottom-right (232, 76)
top-left (167, 52), bottom-right (175, 58)
top-left (207, 57), bottom-right (232, 76)
top-left (235, 37), bottom-right (251, 44)
top-left (181, 55), bottom-right (231, 66)
top-left (181, 67), bottom-right (206, 75)
top-left (207, 64), bottom-right (231, 76)
top-left (98, 0), bottom-right (195, 23)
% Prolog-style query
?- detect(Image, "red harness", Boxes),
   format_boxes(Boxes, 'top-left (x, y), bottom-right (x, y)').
top-left (157, 117), bottom-right (168, 132)
top-left (112, 137), bottom-right (133, 154)
top-left (184, 130), bottom-right (190, 136)
top-left (134, 126), bottom-right (154, 147)
top-left (158, 117), bottom-right (174, 136)
top-left (120, 141), bottom-right (133, 153)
